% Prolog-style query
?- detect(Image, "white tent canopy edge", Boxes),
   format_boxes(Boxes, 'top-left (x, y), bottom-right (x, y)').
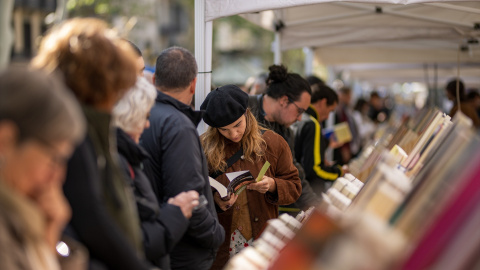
top-left (194, 0), bottom-right (478, 133)
top-left (203, 0), bottom-right (469, 22)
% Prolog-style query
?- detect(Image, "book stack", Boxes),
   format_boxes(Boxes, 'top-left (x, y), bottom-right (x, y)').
top-left (224, 212), bottom-right (309, 270)
top-left (225, 108), bottom-right (480, 270)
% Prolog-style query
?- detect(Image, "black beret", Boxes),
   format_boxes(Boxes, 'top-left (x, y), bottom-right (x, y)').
top-left (200, 85), bottom-right (249, 128)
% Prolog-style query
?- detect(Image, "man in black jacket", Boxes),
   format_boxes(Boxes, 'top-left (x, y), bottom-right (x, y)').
top-left (248, 65), bottom-right (320, 213)
top-left (292, 84), bottom-right (346, 194)
top-left (140, 47), bottom-right (225, 270)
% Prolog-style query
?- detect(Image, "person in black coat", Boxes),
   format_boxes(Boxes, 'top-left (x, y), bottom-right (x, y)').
top-left (113, 76), bottom-right (200, 269)
top-left (140, 47), bottom-right (225, 270)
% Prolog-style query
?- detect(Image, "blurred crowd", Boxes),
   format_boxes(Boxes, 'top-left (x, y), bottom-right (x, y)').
top-left (0, 17), bottom-right (478, 270)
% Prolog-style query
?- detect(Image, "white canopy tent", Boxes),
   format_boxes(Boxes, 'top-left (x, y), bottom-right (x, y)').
top-left (195, 0), bottom-right (480, 131)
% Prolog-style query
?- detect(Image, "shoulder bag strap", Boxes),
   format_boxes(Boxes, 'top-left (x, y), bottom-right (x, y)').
top-left (209, 147), bottom-right (244, 179)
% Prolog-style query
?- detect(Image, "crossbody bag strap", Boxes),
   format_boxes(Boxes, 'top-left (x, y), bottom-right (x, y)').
top-left (209, 147), bottom-right (244, 179)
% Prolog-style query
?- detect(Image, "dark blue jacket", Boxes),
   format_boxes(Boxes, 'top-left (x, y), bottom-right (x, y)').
top-left (117, 128), bottom-right (188, 269)
top-left (140, 91), bottom-right (225, 270)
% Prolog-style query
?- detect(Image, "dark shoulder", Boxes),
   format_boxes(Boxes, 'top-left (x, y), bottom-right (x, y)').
top-left (150, 102), bottom-right (196, 130)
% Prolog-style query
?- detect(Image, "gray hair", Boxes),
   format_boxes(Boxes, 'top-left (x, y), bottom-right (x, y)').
top-left (0, 67), bottom-right (85, 146)
top-left (154, 46), bottom-right (197, 92)
top-left (113, 76), bottom-right (157, 134)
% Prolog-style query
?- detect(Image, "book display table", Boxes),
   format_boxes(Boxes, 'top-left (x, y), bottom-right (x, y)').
top-left (225, 108), bottom-right (480, 270)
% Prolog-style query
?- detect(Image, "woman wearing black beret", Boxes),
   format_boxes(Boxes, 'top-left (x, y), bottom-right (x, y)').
top-left (200, 85), bottom-right (301, 269)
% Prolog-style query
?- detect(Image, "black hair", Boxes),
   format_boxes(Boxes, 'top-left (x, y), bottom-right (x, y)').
top-left (446, 78), bottom-right (465, 101)
top-left (354, 98), bottom-right (369, 112)
top-left (339, 86), bottom-right (352, 94)
top-left (311, 83), bottom-right (338, 105)
top-left (265, 64), bottom-right (311, 102)
top-left (467, 90), bottom-right (480, 101)
top-left (154, 47), bottom-right (198, 91)
top-left (306, 75), bottom-right (324, 86)
top-left (126, 40), bottom-right (142, 57)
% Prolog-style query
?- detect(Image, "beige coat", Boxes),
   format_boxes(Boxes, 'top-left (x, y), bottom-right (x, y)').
top-left (0, 182), bottom-right (60, 270)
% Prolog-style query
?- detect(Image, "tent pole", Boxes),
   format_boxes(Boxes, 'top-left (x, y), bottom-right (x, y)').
top-left (0, 0), bottom-right (14, 68)
top-left (303, 47), bottom-right (314, 76)
top-left (273, 32), bottom-right (282, 65)
top-left (195, 0), bottom-right (212, 134)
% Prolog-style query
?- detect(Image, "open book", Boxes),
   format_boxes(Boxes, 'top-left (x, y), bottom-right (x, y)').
top-left (209, 171), bottom-right (254, 200)
top-left (209, 161), bottom-right (271, 200)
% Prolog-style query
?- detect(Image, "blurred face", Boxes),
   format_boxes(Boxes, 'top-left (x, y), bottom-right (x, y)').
top-left (218, 115), bottom-right (246, 143)
top-left (314, 99), bottom-right (337, 122)
top-left (445, 89), bottom-right (455, 101)
top-left (136, 56), bottom-right (145, 77)
top-left (276, 92), bottom-right (311, 127)
top-left (1, 132), bottom-right (73, 199)
top-left (370, 96), bottom-right (383, 109)
top-left (339, 92), bottom-right (352, 105)
top-left (128, 112), bottom-right (151, 144)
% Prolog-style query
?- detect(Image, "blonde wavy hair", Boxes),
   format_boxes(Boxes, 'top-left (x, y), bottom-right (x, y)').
top-left (201, 109), bottom-right (266, 173)
top-left (31, 18), bottom-right (137, 106)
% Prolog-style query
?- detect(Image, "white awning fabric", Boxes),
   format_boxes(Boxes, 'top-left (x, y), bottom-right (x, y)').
top-left (204, 0), bottom-right (474, 22)
top-left (195, 0), bottom-right (480, 116)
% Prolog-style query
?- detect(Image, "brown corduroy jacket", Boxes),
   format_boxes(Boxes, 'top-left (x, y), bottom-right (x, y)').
top-left (210, 130), bottom-right (301, 269)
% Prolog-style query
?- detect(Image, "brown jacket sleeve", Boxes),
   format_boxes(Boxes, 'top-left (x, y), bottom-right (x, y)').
top-left (264, 131), bottom-right (302, 205)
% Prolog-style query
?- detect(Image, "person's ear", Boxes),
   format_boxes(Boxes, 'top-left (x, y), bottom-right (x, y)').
top-left (280, 95), bottom-right (289, 107)
top-left (152, 73), bottom-right (156, 85)
top-left (321, 98), bottom-right (327, 107)
top-left (189, 77), bottom-right (197, 94)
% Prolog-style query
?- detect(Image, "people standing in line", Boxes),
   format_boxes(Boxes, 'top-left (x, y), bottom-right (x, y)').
top-left (333, 87), bottom-right (360, 165)
top-left (445, 78), bottom-right (480, 128)
top-left (466, 89), bottom-right (480, 118)
top-left (293, 84), bottom-right (347, 194)
top-left (0, 67), bottom-right (85, 270)
top-left (368, 91), bottom-right (390, 124)
top-left (351, 98), bottom-right (376, 150)
top-left (140, 47), bottom-right (225, 270)
top-left (32, 18), bottom-right (154, 270)
top-left (200, 85), bottom-right (301, 269)
top-left (112, 76), bottom-right (200, 269)
top-left (248, 64), bottom-right (320, 213)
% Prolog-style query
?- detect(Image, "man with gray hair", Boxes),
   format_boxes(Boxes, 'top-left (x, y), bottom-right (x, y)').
top-left (140, 47), bottom-right (225, 270)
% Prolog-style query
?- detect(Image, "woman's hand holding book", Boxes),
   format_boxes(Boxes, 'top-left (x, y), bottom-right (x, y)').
top-left (247, 176), bottom-right (276, 193)
top-left (213, 192), bottom-right (238, 211)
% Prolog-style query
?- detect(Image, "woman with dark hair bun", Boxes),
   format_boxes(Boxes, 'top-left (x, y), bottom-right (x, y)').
top-left (264, 65), bottom-right (311, 109)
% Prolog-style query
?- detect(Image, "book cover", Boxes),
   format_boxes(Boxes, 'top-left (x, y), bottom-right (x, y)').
top-left (333, 122), bottom-right (352, 144)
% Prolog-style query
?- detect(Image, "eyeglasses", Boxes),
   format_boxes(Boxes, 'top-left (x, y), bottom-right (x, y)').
top-left (35, 139), bottom-right (70, 168)
top-left (288, 98), bottom-right (306, 117)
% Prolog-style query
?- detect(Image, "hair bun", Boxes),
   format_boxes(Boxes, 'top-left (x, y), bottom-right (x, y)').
top-left (267, 64), bottom-right (288, 85)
